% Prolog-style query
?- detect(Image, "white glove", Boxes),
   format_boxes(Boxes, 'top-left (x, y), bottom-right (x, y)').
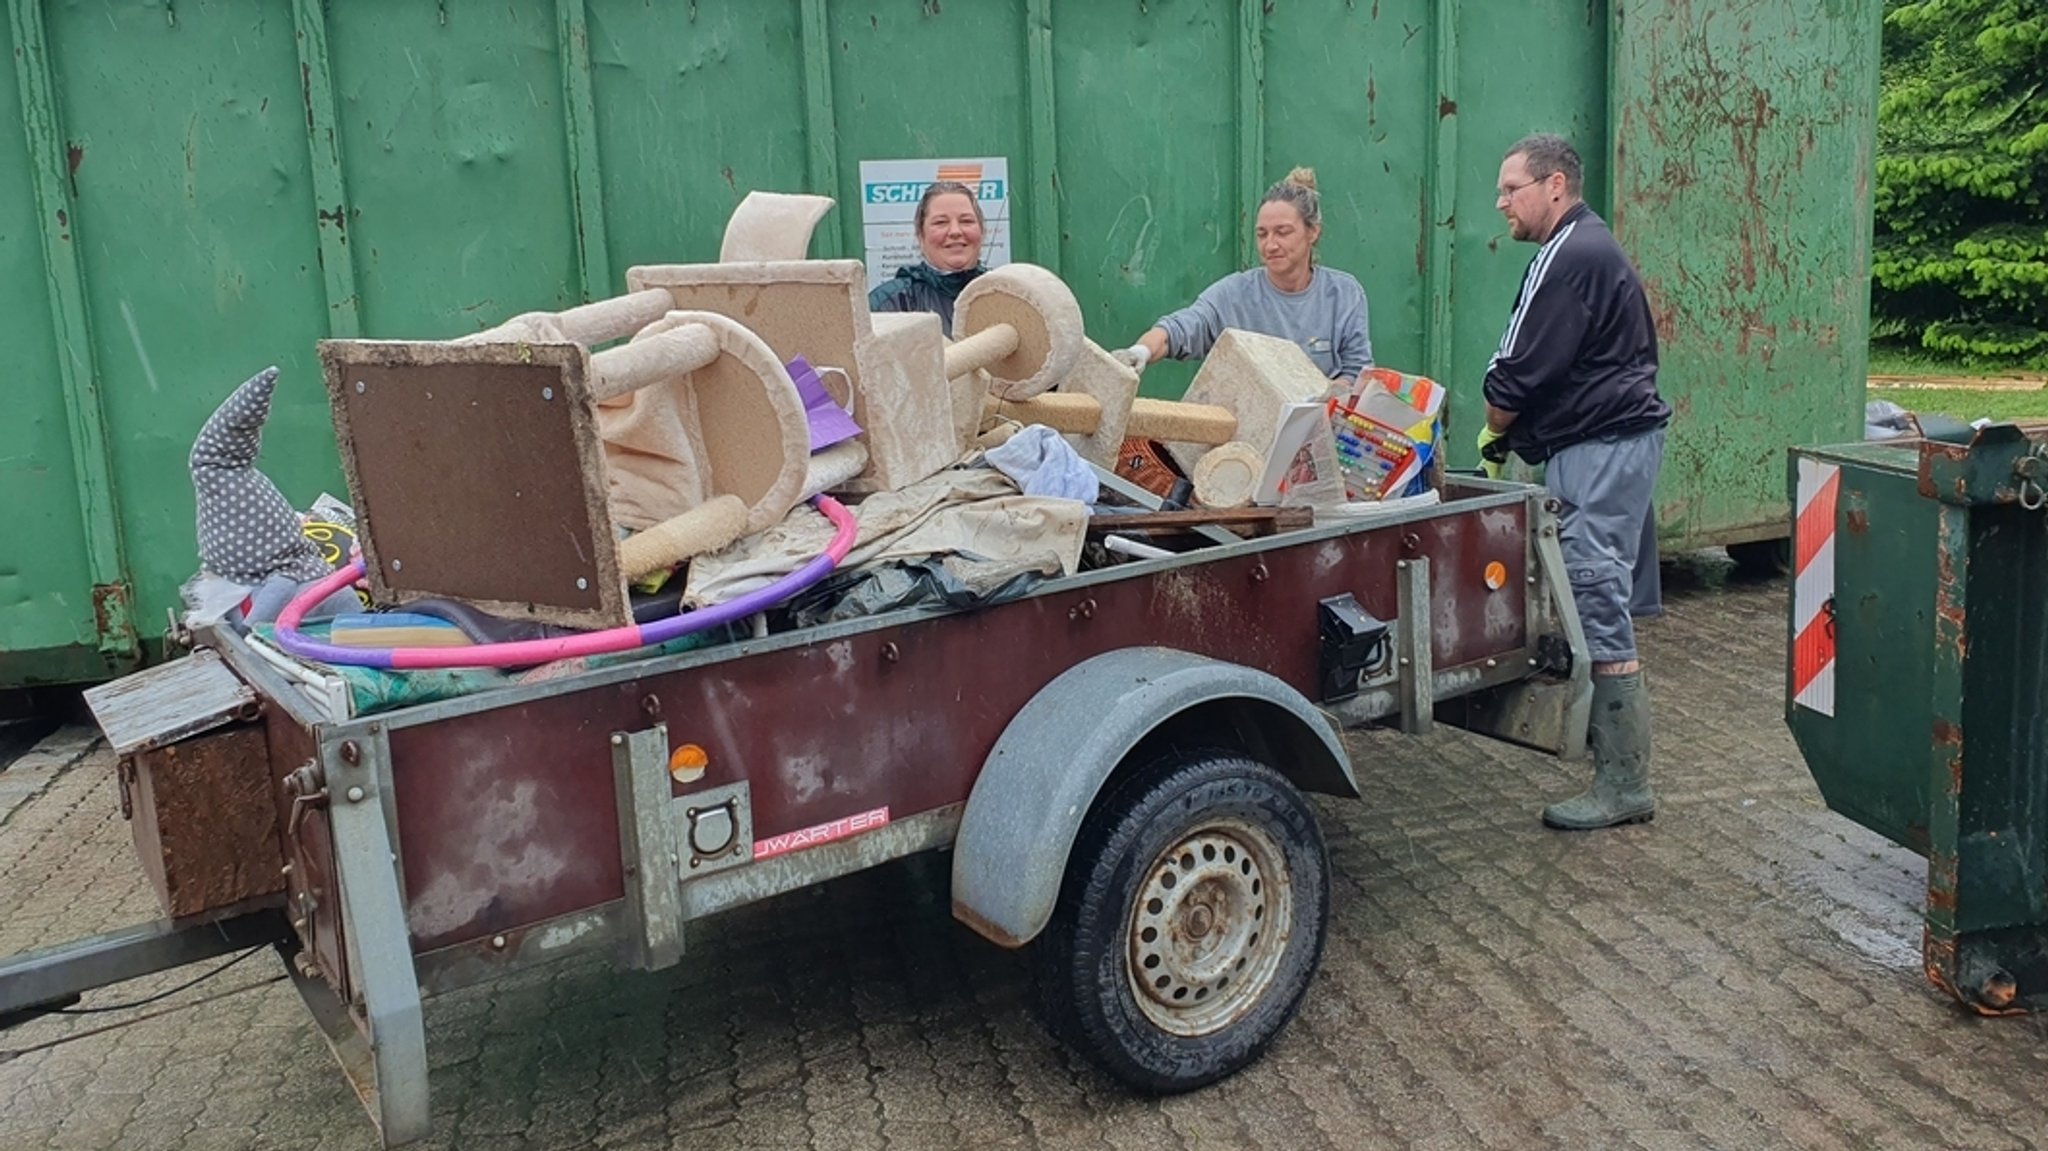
top-left (1111, 343), bottom-right (1152, 373)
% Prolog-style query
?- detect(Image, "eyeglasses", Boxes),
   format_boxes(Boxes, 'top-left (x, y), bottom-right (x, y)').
top-left (1496, 178), bottom-right (1543, 201)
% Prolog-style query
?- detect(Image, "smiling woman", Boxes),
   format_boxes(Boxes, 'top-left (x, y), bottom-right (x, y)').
top-left (866, 180), bottom-right (989, 337)
top-left (1115, 167), bottom-right (1374, 391)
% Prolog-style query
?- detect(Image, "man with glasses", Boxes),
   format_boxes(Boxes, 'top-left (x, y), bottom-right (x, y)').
top-left (1476, 133), bottom-right (1670, 831)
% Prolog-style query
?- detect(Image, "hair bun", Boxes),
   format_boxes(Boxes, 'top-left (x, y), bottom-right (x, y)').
top-left (1286, 166), bottom-right (1318, 192)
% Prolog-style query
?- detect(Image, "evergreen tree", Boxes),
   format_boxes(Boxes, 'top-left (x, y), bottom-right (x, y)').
top-left (1873, 0), bottom-right (2048, 367)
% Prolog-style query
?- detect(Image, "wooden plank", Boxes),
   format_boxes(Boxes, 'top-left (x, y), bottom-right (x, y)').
top-left (82, 649), bottom-right (257, 757)
top-left (131, 726), bottom-right (284, 918)
top-left (1088, 506), bottom-right (1315, 537)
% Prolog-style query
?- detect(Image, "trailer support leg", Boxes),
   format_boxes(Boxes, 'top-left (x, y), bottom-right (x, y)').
top-left (613, 724), bottom-right (685, 971)
top-left (305, 729), bottom-right (430, 1148)
top-left (1396, 558), bottom-right (1434, 735)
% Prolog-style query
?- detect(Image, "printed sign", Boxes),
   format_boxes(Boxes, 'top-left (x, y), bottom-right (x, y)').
top-left (858, 157), bottom-right (1011, 291)
top-left (753, 806), bottom-right (891, 861)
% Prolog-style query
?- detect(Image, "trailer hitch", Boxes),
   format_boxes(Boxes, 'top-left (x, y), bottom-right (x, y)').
top-left (0, 908), bottom-right (290, 1032)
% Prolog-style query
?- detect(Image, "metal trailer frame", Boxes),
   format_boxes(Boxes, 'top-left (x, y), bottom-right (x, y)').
top-left (5, 479), bottom-right (1589, 1146)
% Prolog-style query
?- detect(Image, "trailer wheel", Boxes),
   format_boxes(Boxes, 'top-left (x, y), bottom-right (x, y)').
top-left (1035, 750), bottom-right (1329, 1093)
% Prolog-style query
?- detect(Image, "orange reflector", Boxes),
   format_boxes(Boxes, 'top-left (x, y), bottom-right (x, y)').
top-left (669, 743), bottom-right (709, 782)
top-left (1483, 561), bottom-right (1508, 590)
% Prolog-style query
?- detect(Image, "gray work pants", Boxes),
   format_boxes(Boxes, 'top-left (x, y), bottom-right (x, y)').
top-left (1544, 427), bottom-right (1665, 664)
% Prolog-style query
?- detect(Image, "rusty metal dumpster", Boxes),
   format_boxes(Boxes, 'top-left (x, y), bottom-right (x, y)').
top-left (1788, 426), bottom-right (2048, 1014)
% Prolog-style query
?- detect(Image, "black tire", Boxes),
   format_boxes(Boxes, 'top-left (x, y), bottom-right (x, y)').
top-left (1728, 537), bottom-right (1793, 579)
top-left (1034, 749), bottom-right (1330, 1093)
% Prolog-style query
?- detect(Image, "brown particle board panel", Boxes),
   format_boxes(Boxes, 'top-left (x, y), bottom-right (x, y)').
top-left (320, 340), bottom-right (628, 630)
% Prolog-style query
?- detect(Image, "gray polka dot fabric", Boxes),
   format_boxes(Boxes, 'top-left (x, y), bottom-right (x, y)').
top-left (190, 366), bottom-right (331, 586)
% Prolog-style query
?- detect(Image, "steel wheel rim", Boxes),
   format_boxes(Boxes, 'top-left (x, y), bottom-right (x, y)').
top-left (1125, 817), bottom-right (1292, 1037)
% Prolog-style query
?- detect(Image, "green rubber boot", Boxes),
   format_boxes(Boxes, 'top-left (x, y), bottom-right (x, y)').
top-left (1543, 671), bottom-right (1656, 830)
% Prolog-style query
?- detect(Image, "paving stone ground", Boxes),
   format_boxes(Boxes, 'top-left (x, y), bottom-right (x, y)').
top-left (3, 573), bottom-right (2045, 1151)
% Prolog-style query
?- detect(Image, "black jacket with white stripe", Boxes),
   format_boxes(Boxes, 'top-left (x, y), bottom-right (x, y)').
top-left (1482, 202), bottom-right (1669, 463)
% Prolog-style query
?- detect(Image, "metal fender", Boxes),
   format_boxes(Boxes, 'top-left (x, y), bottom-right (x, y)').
top-left (951, 647), bottom-right (1355, 948)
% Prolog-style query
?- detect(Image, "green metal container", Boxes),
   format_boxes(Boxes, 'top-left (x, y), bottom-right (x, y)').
top-left (1789, 428), bottom-right (2048, 1013)
top-left (0, 0), bottom-right (1879, 686)
top-left (1784, 440), bottom-right (1938, 851)
top-left (1611, 3), bottom-right (1880, 555)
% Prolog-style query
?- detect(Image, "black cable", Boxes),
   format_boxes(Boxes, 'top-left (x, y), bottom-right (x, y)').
top-left (51, 944), bottom-right (268, 1015)
top-left (2, 973), bottom-right (287, 1065)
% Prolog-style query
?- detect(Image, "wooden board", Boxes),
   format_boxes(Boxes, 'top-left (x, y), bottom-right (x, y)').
top-left (1087, 506), bottom-right (1315, 538)
top-left (128, 725), bottom-right (284, 919)
top-left (320, 340), bottom-right (628, 631)
top-left (83, 649), bottom-right (257, 757)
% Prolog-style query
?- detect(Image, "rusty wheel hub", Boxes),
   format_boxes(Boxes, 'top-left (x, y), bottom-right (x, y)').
top-left (1126, 819), bottom-right (1292, 1037)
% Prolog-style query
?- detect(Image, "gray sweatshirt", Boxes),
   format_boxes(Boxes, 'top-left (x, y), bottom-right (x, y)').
top-left (1156, 266), bottom-right (1373, 379)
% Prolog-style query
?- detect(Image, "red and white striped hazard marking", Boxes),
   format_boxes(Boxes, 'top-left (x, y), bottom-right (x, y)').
top-left (1792, 459), bottom-right (1841, 715)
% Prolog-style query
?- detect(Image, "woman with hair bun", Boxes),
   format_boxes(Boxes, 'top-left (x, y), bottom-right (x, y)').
top-left (1119, 166), bottom-right (1373, 389)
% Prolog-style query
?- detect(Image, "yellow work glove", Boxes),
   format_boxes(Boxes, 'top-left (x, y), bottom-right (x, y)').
top-left (1476, 424), bottom-right (1511, 479)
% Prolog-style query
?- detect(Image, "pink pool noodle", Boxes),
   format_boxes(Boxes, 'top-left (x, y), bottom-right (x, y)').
top-left (274, 495), bottom-right (859, 670)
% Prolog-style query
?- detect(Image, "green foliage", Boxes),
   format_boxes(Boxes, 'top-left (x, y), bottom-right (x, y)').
top-left (1867, 345), bottom-right (2042, 378)
top-left (1874, 0), bottom-right (2048, 367)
